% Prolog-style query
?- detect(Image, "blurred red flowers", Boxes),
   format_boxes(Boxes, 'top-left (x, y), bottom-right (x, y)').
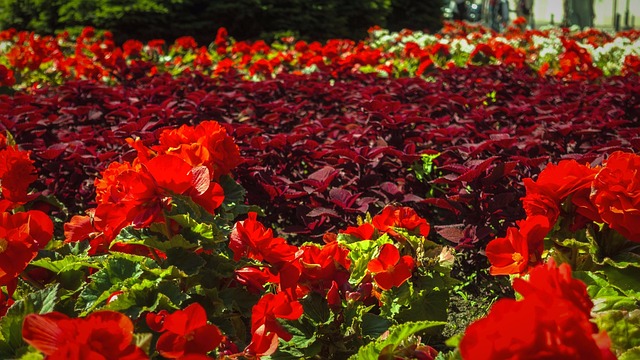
top-left (0, 210), bottom-right (53, 286)
top-left (590, 151), bottom-right (640, 242)
top-left (460, 260), bottom-right (615, 360)
top-left (22, 310), bottom-right (147, 360)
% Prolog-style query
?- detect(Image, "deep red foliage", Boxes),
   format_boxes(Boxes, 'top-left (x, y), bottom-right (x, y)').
top-left (1, 66), bottom-right (638, 248)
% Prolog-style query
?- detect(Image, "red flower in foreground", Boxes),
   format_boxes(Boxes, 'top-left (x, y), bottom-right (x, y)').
top-left (246, 292), bottom-right (303, 357)
top-left (367, 243), bottom-right (415, 290)
top-left (22, 311), bottom-right (147, 360)
top-left (154, 303), bottom-right (223, 359)
top-left (372, 205), bottom-right (430, 238)
top-left (485, 215), bottom-right (550, 276)
top-left (459, 260), bottom-right (615, 360)
top-left (0, 210), bottom-right (53, 285)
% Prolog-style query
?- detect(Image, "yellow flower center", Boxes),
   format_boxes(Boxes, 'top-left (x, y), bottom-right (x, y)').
top-left (511, 252), bottom-right (524, 264)
top-left (0, 238), bottom-right (7, 254)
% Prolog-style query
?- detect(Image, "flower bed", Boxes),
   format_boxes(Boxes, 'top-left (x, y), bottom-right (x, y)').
top-left (1, 23), bottom-right (640, 359)
top-left (1, 22), bottom-right (639, 90)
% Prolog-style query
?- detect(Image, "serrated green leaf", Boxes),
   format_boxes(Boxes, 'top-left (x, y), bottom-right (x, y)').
top-left (601, 251), bottom-right (640, 269)
top-left (0, 284), bottom-right (59, 357)
top-left (103, 279), bottom-right (185, 318)
top-left (30, 256), bottom-right (97, 273)
top-left (348, 320), bottom-right (446, 360)
top-left (301, 292), bottom-right (331, 324)
top-left (445, 333), bottom-right (463, 348)
top-left (593, 310), bottom-right (640, 353)
top-left (434, 349), bottom-right (462, 360)
top-left (396, 287), bottom-right (449, 323)
top-left (573, 271), bottom-right (621, 299)
top-left (133, 333), bottom-right (153, 356)
top-left (169, 193), bottom-right (216, 224)
top-left (76, 256), bottom-right (145, 314)
top-left (165, 247), bottom-right (206, 275)
top-left (343, 234), bottom-right (393, 286)
top-left (218, 287), bottom-right (260, 314)
top-left (619, 346), bottom-right (640, 360)
top-left (218, 174), bottom-right (258, 221)
top-left (19, 352), bottom-right (44, 360)
top-left (601, 266), bottom-right (640, 299)
top-left (361, 313), bottom-right (392, 339)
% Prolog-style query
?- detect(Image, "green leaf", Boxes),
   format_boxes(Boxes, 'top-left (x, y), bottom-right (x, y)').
top-left (348, 320), bottom-right (446, 360)
top-left (601, 252), bottom-right (640, 270)
top-left (218, 174), bottom-right (255, 221)
top-left (30, 256), bottom-right (97, 273)
top-left (301, 292), bottom-right (331, 325)
top-left (166, 194), bottom-right (228, 249)
top-left (19, 352), bottom-right (44, 360)
top-left (76, 256), bottom-right (145, 314)
top-left (133, 333), bottom-right (153, 356)
top-left (342, 234), bottom-right (392, 286)
top-left (165, 247), bottom-right (206, 275)
top-left (445, 333), bottom-right (463, 348)
top-left (0, 284), bottom-right (59, 357)
top-left (361, 313), bottom-right (392, 339)
top-left (572, 271), bottom-right (635, 312)
top-left (601, 266), bottom-right (640, 299)
top-left (619, 346), bottom-right (640, 360)
top-left (593, 310), bottom-right (640, 354)
top-left (103, 279), bottom-right (186, 318)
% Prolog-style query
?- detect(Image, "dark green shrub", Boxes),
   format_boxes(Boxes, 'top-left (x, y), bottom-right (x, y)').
top-left (0, 0), bottom-right (445, 42)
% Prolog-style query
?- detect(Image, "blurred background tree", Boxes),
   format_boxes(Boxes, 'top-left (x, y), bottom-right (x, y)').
top-left (0, 0), bottom-right (446, 43)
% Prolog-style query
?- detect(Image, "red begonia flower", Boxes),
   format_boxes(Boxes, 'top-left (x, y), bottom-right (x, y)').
top-left (247, 292), bottom-right (303, 356)
top-left (154, 120), bottom-right (242, 180)
top-left (485, 215), bottom-right (550, 276)
top-left (0, 146), bottom-right (38, 211)
top-left (341, 223), bottom-right (375, 240)
top-left (297, 241), bottom-right (351, 289)
top-left (367, 243), bottom-right (415, 291)
top-left (372, 205), bottom-right (430, 238)
top-left (145, 309), bottom-right (169, 332)
top-left (229, 212), bottom-right (297, 265)
top-left (155, 303), bottom-right (223, 359)
top-left (0, 210), bottom-right (53, 286)
top-left (590, 151), bottom-right (640, 242)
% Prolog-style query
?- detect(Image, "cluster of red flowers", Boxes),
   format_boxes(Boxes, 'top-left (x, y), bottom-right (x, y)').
top-left (63, 120), bottom-right (241, 254)
top-left (230, 205), bottom-right (427, 356)
top-left (487, 151), bottom-right (640, 276)
top-left (460, 259), bottom-right (616, 360)
top-left (0, 134), bottom-right (53, 315)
